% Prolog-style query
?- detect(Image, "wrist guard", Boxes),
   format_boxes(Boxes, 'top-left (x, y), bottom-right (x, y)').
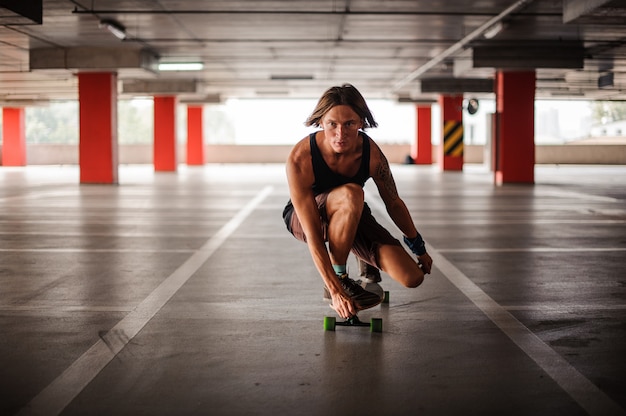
top-left (403, 233), bottom-right (426, 256)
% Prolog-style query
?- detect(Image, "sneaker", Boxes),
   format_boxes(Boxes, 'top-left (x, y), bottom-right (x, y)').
top-left (324, 273), bottom-right (383, 311)
top-left (356, 279), bottom-right (384, 300)
top-left (358, 259), bottom-right (381, 283)
top-left (358, 259), bottom-right (384, 299)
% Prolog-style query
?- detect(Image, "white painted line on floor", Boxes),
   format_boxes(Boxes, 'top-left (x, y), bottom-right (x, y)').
top-left (16, 185), bottom-right (274, 416)
top-left (438, 247), bottom-right (626, 253)
top-left (428, 247), bottom-right (626, 416)
top-left (0, 231), bottom-right (224, 238)
top-left (0, 248), bottom-right (196, 253)
top-left (0, 219), bottom-right (232, 226)
top-left (0, 305), bottom-right (135, 313)
top-left (542, 188), bottom-right (621, 203)
top-left (503, 304), bottom-right (626, 312)
top-left (408, 219), bottom-right (626, 225)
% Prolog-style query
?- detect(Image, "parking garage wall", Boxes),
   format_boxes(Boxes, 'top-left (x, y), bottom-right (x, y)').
top-left (1, 143), bottom-right (624, 165)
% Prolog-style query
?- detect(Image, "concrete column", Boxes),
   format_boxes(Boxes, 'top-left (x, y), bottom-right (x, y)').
top-left (438, 95), bottom-right (464, 171)
top-left (412, 105), bottom-right (432, 165)
top-left (495, 70), bottom-right (536, 184)
top-left (154, 96), bottom-right (177, 172)
top-left (186, 105), bottom-right (204, 165)
top-left (78, 72), bottom-right (118, 184)
top-left (1, 107), bottom-right (27, 166)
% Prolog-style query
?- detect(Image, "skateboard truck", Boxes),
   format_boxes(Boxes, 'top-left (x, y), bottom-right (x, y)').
top-left (324, 315), bottom-right (383, 333)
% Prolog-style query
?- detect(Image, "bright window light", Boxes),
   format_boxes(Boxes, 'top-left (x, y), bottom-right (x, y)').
top-left (158, 62), bottom-right (204, 71)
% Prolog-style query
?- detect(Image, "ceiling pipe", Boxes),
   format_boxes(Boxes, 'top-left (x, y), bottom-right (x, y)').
top-left (70, 9), bottom-right (536, 17)
top-left (391, 0), bottom-right (535, 92)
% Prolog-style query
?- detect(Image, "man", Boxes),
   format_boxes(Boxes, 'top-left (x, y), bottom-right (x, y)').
top-left (283, 84), bottom-right (433, 319)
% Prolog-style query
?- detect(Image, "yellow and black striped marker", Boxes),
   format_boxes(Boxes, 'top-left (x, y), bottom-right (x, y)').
top-left (443, 120), bottom-right (464, 157)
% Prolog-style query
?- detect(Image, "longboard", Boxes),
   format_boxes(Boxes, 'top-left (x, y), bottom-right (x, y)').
top-left (323, 290), bottom-right (389, 332)
top-left (324, 315), bottom-right (383, 332)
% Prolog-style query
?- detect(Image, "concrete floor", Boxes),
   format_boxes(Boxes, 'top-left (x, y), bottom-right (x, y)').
top-left (0, 163), bottom-right (624, 416)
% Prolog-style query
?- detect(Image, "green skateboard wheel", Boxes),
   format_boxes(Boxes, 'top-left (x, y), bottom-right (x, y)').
top-left (370, 318), bottom-right (383, 333)
top-left (323, 316), bottom-right (336, 331)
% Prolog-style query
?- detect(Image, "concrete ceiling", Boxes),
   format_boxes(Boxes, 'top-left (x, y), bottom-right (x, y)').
top-left (1, 0), bottom-right (626, 105)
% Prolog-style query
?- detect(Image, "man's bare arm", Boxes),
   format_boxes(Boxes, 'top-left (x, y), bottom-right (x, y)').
top-left (370, 142), bottom-right (418, 238)
top-left (370, 141), bottom-right (433, 273)
top-left (285, 142), bottom-right (356, 317)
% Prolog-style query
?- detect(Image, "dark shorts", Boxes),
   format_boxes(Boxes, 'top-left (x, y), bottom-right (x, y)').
top-left (282, 193), bottom-right (401, 269)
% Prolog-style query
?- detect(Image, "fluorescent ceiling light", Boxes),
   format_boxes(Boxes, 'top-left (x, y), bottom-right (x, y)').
top-left (99, 19), bottom-right (126, 40)
top-left (270, 75), bottom-right (314, 80)
top-left (158, 62), bottom-right (204, 71)
top-left (483, 22), bottom-right (503, 39)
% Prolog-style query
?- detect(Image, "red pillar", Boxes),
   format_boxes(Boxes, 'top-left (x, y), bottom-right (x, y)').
top-left (495, 71), bottom-right (535, 184)
top-left (438, 95), bottom-right (464, 171)
top-left (154, 96), bottom-right (177, 171)
top-left (186, 105), bottom-right (204, 165)
top-left (2, 107), bottom-right (27, 166)
top-left (78, 72), bottom-right (118, 184)
top-left (412, 105), bottom-right (432, 164)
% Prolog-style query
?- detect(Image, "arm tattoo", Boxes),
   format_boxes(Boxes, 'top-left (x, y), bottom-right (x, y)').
top-left (376, 153), bottom-right (399, 201)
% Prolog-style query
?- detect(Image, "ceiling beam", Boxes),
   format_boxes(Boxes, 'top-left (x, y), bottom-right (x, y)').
top-left (180, 94), bottom-right (223, 104)
top-left (472, 41), bottom-right (585, 69)
top-left (69, 9), bottom-right (541, 17)
top-left (0, 0), bottom-right (42, 24)
top-left (30, 47), bottom-right (158, 72)
top-left (122, 79), bottom-right (198, 95)
top-left (420, 78), bottom-right (494, 94)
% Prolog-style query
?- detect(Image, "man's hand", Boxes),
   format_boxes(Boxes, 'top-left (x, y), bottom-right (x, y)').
top-left (417, 252), bottom-right (433, 274)
top-left (330, 290), bottom-right (357, 319)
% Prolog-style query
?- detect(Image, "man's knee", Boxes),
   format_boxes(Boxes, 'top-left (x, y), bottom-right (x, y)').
top-left (379, 245), bottom-right (426, 288)
top-left (327, 184), bottom-right (364, 214)
top-left (404, 271), bottom-right (424, 288)
top-left (397, 263), bottom-right (425, 288)
top-left (332, 183), bottom-right (363, 201)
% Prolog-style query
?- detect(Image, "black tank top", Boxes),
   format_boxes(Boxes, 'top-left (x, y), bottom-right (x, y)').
top-left (281, 131), bottom-right (372, 224)
top-left (310, 131), bottom-right (371, 195)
